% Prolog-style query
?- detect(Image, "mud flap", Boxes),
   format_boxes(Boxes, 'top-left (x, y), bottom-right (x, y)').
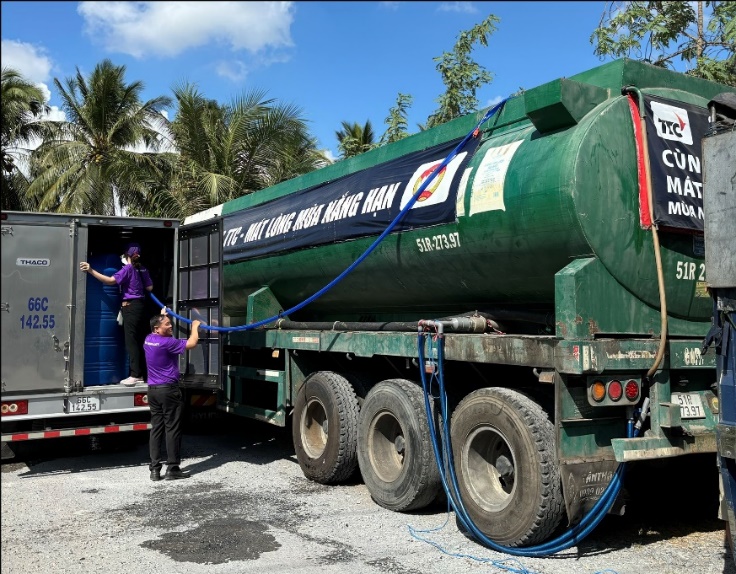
top-left (1, 441), bottom-right (15, 460)
top-left (560, 460), bottom-right (622, 525)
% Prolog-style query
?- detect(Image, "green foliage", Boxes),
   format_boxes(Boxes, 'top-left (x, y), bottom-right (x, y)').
top-left (591, 1), bottom-right (736, 86)
top-left (380, 93), bottom-right (414, 144)
top-left (425, 14), bottom-right (500, 129)
top-left (145, 82), bottom-right (327, 219)
top-left (26, 59), bottom-right (173, 215)
top-left (1, 67), bottom-right (49, 210)
top-left (335, 120), bottom-right (376, 159)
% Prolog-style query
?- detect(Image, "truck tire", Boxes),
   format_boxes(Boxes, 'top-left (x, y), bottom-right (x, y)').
top-left (357, 378), bottom-right (441, 511)
top-left (292, 371), bottom-right (360, 484)
top-left (450, 387), bottom-right (564, 547)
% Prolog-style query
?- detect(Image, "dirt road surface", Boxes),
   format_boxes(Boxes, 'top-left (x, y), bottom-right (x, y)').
top-left (2, 416), bottom-right (733, 574)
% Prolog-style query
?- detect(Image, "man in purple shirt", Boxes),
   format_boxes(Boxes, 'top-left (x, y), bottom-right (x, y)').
top-left (144, 309), bottom-right (201, 481)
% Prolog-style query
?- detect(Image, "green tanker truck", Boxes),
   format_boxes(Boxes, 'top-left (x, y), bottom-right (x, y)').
top-left (177, 58), bottom-right (734, 547)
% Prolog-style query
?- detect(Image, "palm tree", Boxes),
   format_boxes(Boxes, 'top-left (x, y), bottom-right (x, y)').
top-left (257, 130), bottom-right (330, 189)
top-left (335, 120), bottom-right (376, 159)
top-left (27, 59), bottom-right (173, 215)
top-left (155, 82), bottom-right (326, 219)
top-left (1, 67), bottom-right (49, 211)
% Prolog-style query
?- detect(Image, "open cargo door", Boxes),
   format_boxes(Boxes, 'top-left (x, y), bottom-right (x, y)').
top-left (177, 218), bottom-right (222, 391)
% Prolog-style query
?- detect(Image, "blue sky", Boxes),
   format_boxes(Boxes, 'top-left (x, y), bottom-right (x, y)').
top-left (1, 1), bottom-right (613, 159)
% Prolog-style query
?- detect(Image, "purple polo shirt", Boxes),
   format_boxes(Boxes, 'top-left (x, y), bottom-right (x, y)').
top-left (144, 333), bottom-right (187, 385)
top-left (113, 264), bottom-right (152, 300)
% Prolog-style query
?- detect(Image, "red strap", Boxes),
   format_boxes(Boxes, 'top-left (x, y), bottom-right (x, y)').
top-left (626, 95), bottom-right (652, 229)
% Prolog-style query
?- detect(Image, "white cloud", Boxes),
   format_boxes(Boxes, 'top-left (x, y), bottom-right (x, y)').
top-left (0, 40), bottom-right (68, 124)
top-left (321, 149), bottom-right (337, 164)
top-left (0, 39), bottom-right (56, 103)
top-left (438, 2), bottom-right (478, 14)
top-left (216, 60), bottom-right (248, 82)
top-left (1, 39), bottom-right (53, 82)
top-left (78, 1), bottom-right (295, 59)
top-left (486, 96), bottom-right (504, 107)
top-left (43, 106), bottom-right (66, 122)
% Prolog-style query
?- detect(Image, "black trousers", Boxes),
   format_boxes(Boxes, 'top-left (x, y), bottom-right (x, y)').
top-left (148, 383), bottom-right (184, 471)
top-left (121, 298), bottom-right (147, 378)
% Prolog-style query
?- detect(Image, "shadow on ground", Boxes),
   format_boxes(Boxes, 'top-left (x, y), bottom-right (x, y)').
top-left (2, 413), bottom-right (297, 478)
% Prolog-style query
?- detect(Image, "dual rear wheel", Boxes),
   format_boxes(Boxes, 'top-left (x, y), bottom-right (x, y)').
top-left (292, 373), bottom-right (564, 546)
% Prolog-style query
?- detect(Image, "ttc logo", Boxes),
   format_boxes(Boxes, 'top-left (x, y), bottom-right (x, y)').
top-left (650, 100), bottom-right (693, 145)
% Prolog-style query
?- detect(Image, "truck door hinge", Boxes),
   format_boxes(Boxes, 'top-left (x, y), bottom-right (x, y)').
top-left (0, 302), bottom-right (9, 312)
top-left (1, 225), bottom-right (13, 236)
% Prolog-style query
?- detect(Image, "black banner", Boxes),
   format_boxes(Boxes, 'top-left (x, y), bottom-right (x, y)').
top-left (222, 136), bottom-right (481, 261)
top-left (645, 95), bottom-right (709, 232)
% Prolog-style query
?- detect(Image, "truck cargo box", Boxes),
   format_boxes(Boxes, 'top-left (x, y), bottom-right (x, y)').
top-left (1, 211), bottom-right (178, 441)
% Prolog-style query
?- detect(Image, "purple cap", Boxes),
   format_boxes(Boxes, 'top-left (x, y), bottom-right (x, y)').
top-left (125, 242), bottom-right (141, 257)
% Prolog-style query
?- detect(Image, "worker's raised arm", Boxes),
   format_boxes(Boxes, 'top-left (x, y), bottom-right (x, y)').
top-left (186, 320), bottom-right (202, 350)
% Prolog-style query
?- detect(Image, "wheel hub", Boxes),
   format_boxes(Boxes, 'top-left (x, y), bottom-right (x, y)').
top-left (368, 410), bottom-right (405, 483)
top-left (301, 397), bottom-right (328, 458)
top-left (462, 426), bottom-right (516, 512)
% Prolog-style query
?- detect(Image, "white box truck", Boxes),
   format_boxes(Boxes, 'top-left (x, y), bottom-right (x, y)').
top-left (1, 211), bottom-right (178, 453)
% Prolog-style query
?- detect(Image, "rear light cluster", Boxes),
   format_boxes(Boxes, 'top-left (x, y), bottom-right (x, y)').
top-left (133, 393), bottom-right (149, 407)
top-left (1, 400), bottom-right (29, 416)
top-left (589, 378), bottom-right (640, 406)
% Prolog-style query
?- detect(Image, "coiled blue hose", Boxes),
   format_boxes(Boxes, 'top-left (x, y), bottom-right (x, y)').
top-left (418, 330), bottom-right (637, 557)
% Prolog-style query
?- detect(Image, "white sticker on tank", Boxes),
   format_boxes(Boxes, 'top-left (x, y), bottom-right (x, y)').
top-left (456, 167), bottom-right (472, 217)
top-left (469, 140), bottom-right (523, 216)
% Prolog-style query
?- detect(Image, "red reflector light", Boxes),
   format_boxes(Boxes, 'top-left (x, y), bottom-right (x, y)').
top-left (134, 393), bottom-right (149, 407)
top-left (1, 212), bottom-right (7, 220)
top-left (625, 380), bottom-right (640, 401)
top-left (608, 380), bottom-right (623, 401)
top-left (1, 400), bottom-right (29, 416)
top-left (163, 220), bottom-right (173, 227)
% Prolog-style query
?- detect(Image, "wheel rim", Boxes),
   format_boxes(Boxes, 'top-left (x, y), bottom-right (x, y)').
top-left (461, 426), bottom-right (516, 512)
top-left (301, 397), bottom-right (329, 458)
top-left (368, 409), bottom-right (405, 483)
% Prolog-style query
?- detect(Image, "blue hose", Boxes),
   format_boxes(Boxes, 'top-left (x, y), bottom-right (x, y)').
top-left (418, 330), bottom-right (635, 557)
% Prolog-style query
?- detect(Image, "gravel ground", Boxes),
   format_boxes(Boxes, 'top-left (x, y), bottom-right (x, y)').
top-left (2, 416), bottom-right (734, 574)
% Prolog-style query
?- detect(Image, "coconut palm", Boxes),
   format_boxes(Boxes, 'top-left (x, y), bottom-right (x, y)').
top-left (156, 82), bottom-right (327, 218)
top-left (27, 59), bottom-right (173, 215)
top-left (257, 129), bottom-right (330, 189)
top-left (335, 120), bottom-right (375, 159)
top-left (1, 67), bottom-right (49, 211)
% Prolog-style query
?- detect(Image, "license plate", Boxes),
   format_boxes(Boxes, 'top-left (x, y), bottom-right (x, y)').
top-left (67, 395), bottom-right (100, 413)
top-left (671, 392), bottom-right (705, 419)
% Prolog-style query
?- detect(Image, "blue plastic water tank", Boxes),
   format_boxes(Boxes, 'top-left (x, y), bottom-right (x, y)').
top-left (83, 254), bottom-right (127, 386)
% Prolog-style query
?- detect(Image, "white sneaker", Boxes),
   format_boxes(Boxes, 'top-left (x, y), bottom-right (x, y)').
top-left (121, 376), bottom-right (143, 387)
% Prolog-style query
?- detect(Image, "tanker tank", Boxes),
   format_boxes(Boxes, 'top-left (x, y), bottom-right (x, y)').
top-left (215, 59), bottom-right (733, 335)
